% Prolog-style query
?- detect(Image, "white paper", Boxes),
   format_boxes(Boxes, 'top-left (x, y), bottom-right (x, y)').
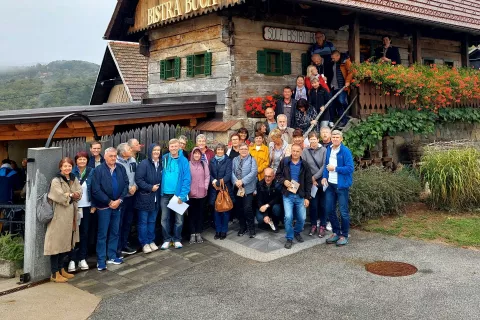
top-left (167, 195), bottom-right (189, 215)
top-left (311, 185), bottom-right (318, 198)
top-left (322, 183), bottom-right (328, 192)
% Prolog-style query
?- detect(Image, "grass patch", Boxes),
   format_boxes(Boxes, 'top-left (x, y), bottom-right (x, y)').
top-left (362, 210), bottom-right (480, 248)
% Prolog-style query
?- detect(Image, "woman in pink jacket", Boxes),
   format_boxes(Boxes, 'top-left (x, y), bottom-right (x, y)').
top-left (188, 147), bottom-right (210, 244)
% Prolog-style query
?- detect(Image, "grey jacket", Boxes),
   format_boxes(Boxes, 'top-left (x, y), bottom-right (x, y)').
top-left (232, 155), bottom-right (258, 195)
top-left (301, 146), bottom-right (326, 181)
top-left (116, 156), bottom-right (137, 197)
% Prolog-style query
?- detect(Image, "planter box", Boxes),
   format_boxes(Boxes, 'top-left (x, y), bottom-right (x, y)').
top-left (0, 259), bottom-right (17, 278)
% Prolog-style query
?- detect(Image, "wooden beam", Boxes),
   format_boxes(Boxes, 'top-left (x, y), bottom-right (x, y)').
top-left (15, 123), bottom-right (56, 132)
top-left (412, 30), bottom-right (422, 64)
top-left (461, 34), bottom-right (470, 67)
top-left (0, 142), bottom-right (8, 160)
top-left (348, 15), bottom-right (360, 63)
top-left (189, 118), bottom-right (198, 127)
top-left (0, 127), bottom-right (115, 141)
top-left (66, 113), bottom-right (207, 129)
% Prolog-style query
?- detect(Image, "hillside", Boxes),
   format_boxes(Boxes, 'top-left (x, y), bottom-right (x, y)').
top-left (0, 60), bottom-right (99, 111)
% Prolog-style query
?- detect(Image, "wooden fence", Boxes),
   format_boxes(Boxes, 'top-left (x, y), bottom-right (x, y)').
top-left (52, 122), bottom-right (199, 158)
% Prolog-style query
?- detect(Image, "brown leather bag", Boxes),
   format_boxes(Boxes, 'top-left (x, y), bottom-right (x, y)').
top-left (215, 179), bottom-right (234, 213)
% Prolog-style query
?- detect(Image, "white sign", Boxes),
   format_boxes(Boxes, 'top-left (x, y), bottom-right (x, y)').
top-left (263, 27), bottom-right (315, 44)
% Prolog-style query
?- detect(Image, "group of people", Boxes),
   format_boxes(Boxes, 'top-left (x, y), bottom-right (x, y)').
top-left (43, 112), bottom-right (354, 283)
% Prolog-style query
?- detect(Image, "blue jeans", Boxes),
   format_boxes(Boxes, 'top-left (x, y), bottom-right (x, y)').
top-left (283, 194), bottom-right (306, 240)
top-left (138, 206), bottom-right (159, 246)
top-left (96, 208), bottom-right (121, 263)
top-left (214, 211), bottom-right (229, 233)
top-left (309, 186), bottom-right (327, 227)
top-left (160, 194), bottom-right (184, 242)
top-left (118, 196), bottom-right (135, 251)
top-left (331, 89), bottom-right (348, 123)
top-left (325, 183), bottom-right (350, 237)
top-left (255, 204), bottom-right (282, 226)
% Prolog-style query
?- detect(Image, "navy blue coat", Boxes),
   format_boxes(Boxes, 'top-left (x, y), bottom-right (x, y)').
top-left (208, 157), bottom-right (234, 206)
top-left (87, 154), bottom-right (104, 168)
top-left (91, 161), bottom-right (129, 208)
top-left (135, 144), bottom-right (162, 212)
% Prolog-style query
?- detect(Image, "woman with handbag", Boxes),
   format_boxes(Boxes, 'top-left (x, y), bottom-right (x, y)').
top-left (45, 157), bottom-right (82, 283)
top-left (209, 143), bottom-right (233, 240)
top-left (188, 147), bottom-right (210, 244)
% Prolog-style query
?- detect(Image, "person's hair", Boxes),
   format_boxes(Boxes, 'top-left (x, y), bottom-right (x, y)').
top-left (315, 31), bottom-right (325, 36)
top-left (191, 148), bottom-right (202, 156)
top-left (283, 86), bottom-right (292, 92)
top-left (291, 144), bottom-right (302, 151)
top-left (239, 143), bottom-right (249, 149)
top-left (296, 75), bottom-right (305, 81)
top-left (196, 134), bottom-right (206, 142)
top-left (265, 107), bottom-right (275, 113)
top-left (104, 147), bottom-right (117, 155)
top-left (320, 127), bottom-right (331, 133)
top-left (296, 98), bottom-right (309, 110)
top-left (292, 128), bottom-right (303, 138)
top-left (215, 143), bottom-right (227, 154)
top-left (306, 65), bottom-right (318, 77)
top-left (1, 159), bottom-right (10, 165)
top-left (237, 127), bottom-right (249, 140)
top-left (116, 143), bottom-right (130, 156)
top-left (308, 131), bottom-right (319, 139)
top-left (332, 50), bottom-right (340, 56)
top-left (254, 131), bottom-right (264, 139)
top-left (331, 130), bottom-right (343, 137)
top-left (277, 114), bottom-right (287, 121)
top-left (74, 151), bottom-right (89, 163)
top-left (58, 157), bottom-right (74, 169)
top-left (230, 133), bottom-right (240, 141)
top-left (90, 141), bottom-right (101, 148)
top-left (178, 135), bottom-right (188, 142)
top-left (254, 121), bottom-right (265, 132)
top-left (382, 35), bottom-right (391, 41)
top-left (310, 76), bottom-right (319, 84)
top-left (269, 128), bottom-right (282, 139)
top-left (169, 138), bottom-right (180, 146)
top-left (127, 138), bottom-right (138, 147)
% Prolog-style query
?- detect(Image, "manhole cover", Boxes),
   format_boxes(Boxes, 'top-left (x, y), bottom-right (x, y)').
top-left (365, 261), bottom-right (418, 277)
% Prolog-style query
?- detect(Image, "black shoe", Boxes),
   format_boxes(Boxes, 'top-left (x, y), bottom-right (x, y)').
top-left (220, 232), bottom-right (226, 240)
top-left (249, 231), bottom-right (256, 238)
top-left (294, 233), bottom-right (304, 243)
top-left (284, 240), bottom-right (293, 249)
top-left (237, 229), bottom-right (247, 237)
top-left (121, 246), bottom-right (137, 255)
top-left (214, 232), bottom-right (220, 240)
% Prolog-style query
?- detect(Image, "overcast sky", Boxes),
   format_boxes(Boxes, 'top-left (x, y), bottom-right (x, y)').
top-left (0, 0), bottom-right (117, 67)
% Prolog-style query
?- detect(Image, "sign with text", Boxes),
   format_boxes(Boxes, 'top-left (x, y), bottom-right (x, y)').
top-left (263, 27), bottom-right (316, 44)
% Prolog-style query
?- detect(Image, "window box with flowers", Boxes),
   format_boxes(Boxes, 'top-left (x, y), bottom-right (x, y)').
top-left (244, 93), bottom-right (282, 118)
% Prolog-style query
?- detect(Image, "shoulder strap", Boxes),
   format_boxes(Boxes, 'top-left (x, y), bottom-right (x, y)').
top-left (308, 149), bottom-right (321, 170)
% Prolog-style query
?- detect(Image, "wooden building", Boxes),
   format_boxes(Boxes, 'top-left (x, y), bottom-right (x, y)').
top-left (104, 0), bottom-right (480, 130)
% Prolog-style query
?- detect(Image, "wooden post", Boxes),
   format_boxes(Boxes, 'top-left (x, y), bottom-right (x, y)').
top-left (0, 142), bottom-right (8, 160)
top-left (461, 35), bottom-right (470, 67)
top-left (412, 30), bottom-right (422, 64)
top-left (348, 15), bottom-right (360, 63)
top-left (189, 118), bottom-right (198, 128)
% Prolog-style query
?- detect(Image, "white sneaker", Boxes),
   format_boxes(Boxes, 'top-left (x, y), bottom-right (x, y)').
top-left (78, 259), bottom-right (89, 270)
top-left (326, 222), bottom-right (332, 231)
top-left (174, 241), bottom-right (183, 249)
top-left (67, 260), bottom-right (76, 273)
top-left (149, 242), bottom-right (159, 251)
top-left (143, 244), bottom-right (152, 254)
top-left (160, 242), bottom-right (170, 250)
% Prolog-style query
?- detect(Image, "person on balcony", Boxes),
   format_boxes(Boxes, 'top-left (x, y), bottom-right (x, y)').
top-left (375, 35), bottom-right (401, 65)
top-left (310, 31), bottom-right (336, 83)
top-left (330, 50), bottom-right (353, 128)
top-left (275, 86), bottom-right (297, 128)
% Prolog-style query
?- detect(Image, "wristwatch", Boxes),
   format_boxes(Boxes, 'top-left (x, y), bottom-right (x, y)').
top-left (69, 193), bottom-right (73, 197)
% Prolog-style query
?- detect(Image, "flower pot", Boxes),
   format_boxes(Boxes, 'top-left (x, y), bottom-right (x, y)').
top-left (0, 259), bottom-right (16, 278)
top-left (247, 113), bottom-right (265, 118)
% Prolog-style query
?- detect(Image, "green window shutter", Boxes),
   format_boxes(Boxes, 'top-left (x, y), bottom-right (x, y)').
top-left (204, 52), bottom-right (212, 76)
top-left (257, 50), bottom-right (267, 74)
top-left (301, 53), bottom-right (308, 75)
top-left (186, 55), bottom-right (194, 77)
top-left (160, 60), bottom-right (166, 80)
top-left (174, 57), bottom-right (181, 79)
top-left (282, 52), bottom-right (292, 75)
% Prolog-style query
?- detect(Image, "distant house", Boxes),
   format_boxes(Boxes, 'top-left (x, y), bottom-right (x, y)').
top-left (90, 41), bottom-right (148, 104)
top-left (470, 47), bottom-right (480, 70)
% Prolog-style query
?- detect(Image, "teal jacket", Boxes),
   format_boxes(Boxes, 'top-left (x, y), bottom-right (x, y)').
top-left (161, 152), bottom-right (191, 202)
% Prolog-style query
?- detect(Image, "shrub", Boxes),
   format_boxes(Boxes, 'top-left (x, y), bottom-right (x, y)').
top-left (349, 167), bottom-right (421, 225)
top-left (0, 233), bottom-right (24, 262)
top-left (420, 148), bottom-right (480, 210)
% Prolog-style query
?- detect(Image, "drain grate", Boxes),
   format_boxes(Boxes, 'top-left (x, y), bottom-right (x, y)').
top-left (365, 261), bottom-right (418, 277)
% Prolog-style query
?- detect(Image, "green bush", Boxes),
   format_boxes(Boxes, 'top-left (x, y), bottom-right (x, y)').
top-left (349, 167), bottom-right (421, 224)
top-left (420, 148), bottom-right (480, 210)
top-left (0, 233), bottom-right (24, 262)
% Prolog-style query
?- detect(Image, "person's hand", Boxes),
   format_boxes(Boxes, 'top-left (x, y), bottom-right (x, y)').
top-left (345, 82), bottom-right (350, 87)
top-left (320, 106), bottom-right (325, 112)
top-left (177, 198), bottom-right (183, 204)
top-left (260, 205), bottom-right (268, 213)
top-left (263, 216), bottom-right (271, 224)
top-left (129, 185), bottom-right (137, 195)
top-left (327, 164), bottom-right (335, 172)
top-left (304, 199), bottom-right (310, 208)
top-left (321, 178), bottom-right (328, 186)
top-left (310, 120), bottom-right (317, 125)
top-left (109, 200), bottom-right (120, 209)
top-left (72, 192), bottom-right (81, 200)
top-left (235, 180), bottom-right (243, 188)
top-left (152, 184), bottom-right (159, 192)
top-left (284, 180), bottom-right (292, 188)
top-left (90, 207), bottom-right (96, 214)
top-left (312, 177), bottom-right (318, 186)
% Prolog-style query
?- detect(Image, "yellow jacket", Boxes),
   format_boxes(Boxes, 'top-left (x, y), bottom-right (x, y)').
top-left (249, 144), bottom-right (270, 180)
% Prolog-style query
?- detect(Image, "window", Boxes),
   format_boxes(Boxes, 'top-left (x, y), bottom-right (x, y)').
top-left (186, 52), bottom-right (212, 77)
top-left (160, 57), bottom-right (180, 80)
top-left (423, 58), bottom-right (435, 66)
top-left (444, 60), bottom-right (454, 68)
top-left (257, 49), bottom-right (291, 76)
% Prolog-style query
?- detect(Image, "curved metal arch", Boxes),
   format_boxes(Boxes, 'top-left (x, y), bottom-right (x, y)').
top-left (45, 113), bottom-right (100, 148)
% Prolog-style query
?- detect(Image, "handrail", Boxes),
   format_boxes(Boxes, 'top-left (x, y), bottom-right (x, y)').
top-left (45, 113), bottom-right (100, 148)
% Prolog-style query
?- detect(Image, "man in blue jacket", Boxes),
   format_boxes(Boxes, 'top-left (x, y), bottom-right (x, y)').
top-left (92, 147), bottom-right (129, 270)
top-left (160, 139), bottom-right (191, 250)
top-left (321, 130), bottom-right (354, 246)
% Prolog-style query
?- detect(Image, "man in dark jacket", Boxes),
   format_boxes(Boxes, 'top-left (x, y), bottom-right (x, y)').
top-left (0, 159), bottom-right (22, 204)
top-left (374, 35), bottom-right (401, 65)
top-left (87, 141), bottom-right (105, 168)
top-left (309, 31), bottom-right (336, 84)
top-left (92, 147), bottom-right (129, 270)
top-left (275, 86), bottom-right (297, 128)
top-left (275, 144), bottom-right (313, 249)
top-left (256, 167), bottom-right (282, 233)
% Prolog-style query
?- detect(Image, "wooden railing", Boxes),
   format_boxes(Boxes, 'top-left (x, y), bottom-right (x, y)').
top-left (353, 80), bottom-right (480, 118)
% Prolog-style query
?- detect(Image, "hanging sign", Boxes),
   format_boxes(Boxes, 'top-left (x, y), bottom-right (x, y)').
top-left (263, 26), bottom-right (316, 44)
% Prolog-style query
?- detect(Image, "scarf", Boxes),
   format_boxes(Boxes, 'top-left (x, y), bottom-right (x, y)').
top-left (235, 156), bottom-right (246, 180)
top-left (215, 155), bottom-right (226, 161)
